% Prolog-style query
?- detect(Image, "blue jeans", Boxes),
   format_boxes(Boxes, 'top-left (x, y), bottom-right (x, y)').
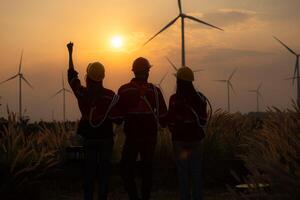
top-left (173, 141), bottom-right (203, 200)
top-left (83, 138), bottom-right (113, 200)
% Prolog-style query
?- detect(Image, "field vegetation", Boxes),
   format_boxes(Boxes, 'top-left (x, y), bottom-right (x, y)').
top-left (0, 103), bottom-right (299, 199)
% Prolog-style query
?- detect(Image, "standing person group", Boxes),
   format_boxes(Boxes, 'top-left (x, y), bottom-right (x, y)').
top-left (66, 42), bottom-right (208, 200)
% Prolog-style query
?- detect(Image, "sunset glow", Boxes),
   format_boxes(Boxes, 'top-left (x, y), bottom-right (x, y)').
top-left (0, 0), bottom-right (300, 120)
top-left (111, 36), bottom-right (123, 49)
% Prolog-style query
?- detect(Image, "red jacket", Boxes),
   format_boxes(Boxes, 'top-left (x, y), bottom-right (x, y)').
top-left (167, 92), bottom-right (207, 142)
top-left (115, 78), bottom-right (167, 138)
top-left (68, 69), bottom-right (118, 139)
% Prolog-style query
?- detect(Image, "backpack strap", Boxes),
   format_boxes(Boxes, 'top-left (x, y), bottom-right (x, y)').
top-left (185, 104), bottom-right (206, 128)
top-left (141, 84), bottom-right (160, 129)
top-left (151, 84), bottom-right (160, 117)
top-left (89, 94), bottom-right (119, 128)
top-left (141, 95), bottom-right (160, 129)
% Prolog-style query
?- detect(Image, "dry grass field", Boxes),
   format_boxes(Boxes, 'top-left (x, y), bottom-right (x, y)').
top-left (0, 103), bottom-right (299, 199)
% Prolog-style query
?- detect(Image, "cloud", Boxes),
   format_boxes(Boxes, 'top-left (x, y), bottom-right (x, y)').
top-left (189, 47), bottom-right (274, 64)
top-left (202, 9), bottom-right (257, 27)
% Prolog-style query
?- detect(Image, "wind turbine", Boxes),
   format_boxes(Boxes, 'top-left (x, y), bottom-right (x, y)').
top-left (166, 57), bottom-right (204, 76)
top-left (0, 51), bottom-right (33, 120)
top-left (50, 74), bottom-right (71, 122)
top-left (214, 69), bottom-right (237, 112)
top-left (273, 36), bottom-right (300, 104)
top-left (143, 0), bottom-right (223, 68)
top-left (248, 82), bottom-right (263, 112)
top-left (155, 71), bottom-right (168, 96)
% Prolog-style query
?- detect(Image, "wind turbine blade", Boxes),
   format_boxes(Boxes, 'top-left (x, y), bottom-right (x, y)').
top-left (159, 71), bottom-right (168, 85)
top-left (50, 89), bottom-right (63, 99)
top-left (166, 57), bottom-right (179, 71)
top-left (65, 89), bottom-right (72, 93)
top-left (293, 58), bottom-right (299, 85)
top-left (178, 0), bottom-right (182, 13)
top-left (229, 82), bottom-right (236, 95)
top-left (213, 80), bottom-right (227, 82)
top-left (19, 50), bottom-right (23, 73)
top-left (184, 14), bottom-right (224, 31)
top-left (273, 36), bottom-right (297, 55)
top-left (285, 76), bottom-right (299, 80)
top-left (192, 69), bottom-right (204, 73)
top-left (143, 16), bottom-right (180, 46)
top-left (0, 74), bottom-right (19, 85)
top-left (284, 76), bottom-right (299, 85)
top-left (158, 85), bottom-right (163, 92)
top-left (228, 68), bottom-right (237, 81)
top-left (21, 76), bottom-right (34, 89)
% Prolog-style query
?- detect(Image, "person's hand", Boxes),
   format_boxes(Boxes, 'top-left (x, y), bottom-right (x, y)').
top-left (67, 42), bottom-right (73, 54)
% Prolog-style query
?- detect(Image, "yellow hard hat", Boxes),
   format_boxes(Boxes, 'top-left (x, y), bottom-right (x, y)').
top-left (176, 67), bottom-right (194, 82)
top-left (86, 62), bottom-right (105, 81)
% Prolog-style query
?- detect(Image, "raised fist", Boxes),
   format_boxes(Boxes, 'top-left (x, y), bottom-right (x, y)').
top-left (67, 42), bottom-right (73, 53)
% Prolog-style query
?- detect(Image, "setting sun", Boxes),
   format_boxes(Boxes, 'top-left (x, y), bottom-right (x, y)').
top-left (111, 36), bottom-right (123, 49)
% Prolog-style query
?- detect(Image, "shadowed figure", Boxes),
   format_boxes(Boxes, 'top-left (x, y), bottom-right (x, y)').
top-left (115, 57), bottom-right (168, 200)
top-left (167, 67), bottom-right (208, 200)
top-left (67, 42), bottom-right (118, 200)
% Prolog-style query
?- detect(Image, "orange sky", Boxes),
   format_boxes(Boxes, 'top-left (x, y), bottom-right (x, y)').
top-left (0, 0), bottom-right (300, 121)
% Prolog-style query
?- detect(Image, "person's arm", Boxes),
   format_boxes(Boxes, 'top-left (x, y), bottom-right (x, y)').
top-left (66, 42), bottom-right (83, 97)
top-left (67, 42), bottom-right (74, 70)
top-left (109, 89), bottom-right (124, 125)
top-left (167, 95), bottom-right (176, 132)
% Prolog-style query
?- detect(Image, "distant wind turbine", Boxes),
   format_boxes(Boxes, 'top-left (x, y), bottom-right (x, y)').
top-left (214, 69), bottom-right (237, 112)
top-left (144, 0), bottom-right (223, 67)
top-left (273, 36), bottom-right (300, 103)
top-left (248, 82), bottom-right (263, 112)
top-left (0, 51), bottom-right (33, 120)
top-left (166, 57), bottom-right (204, 76)
top-left (155, 71), bottom-right (168, 96)
top-left (50, 74), bottom-right (71, 122)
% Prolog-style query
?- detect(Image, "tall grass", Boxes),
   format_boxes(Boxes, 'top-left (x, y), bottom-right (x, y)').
top-left (0, 110), bottom-right (73, 199)
top-left (229, 102), bottom-right (300, 199)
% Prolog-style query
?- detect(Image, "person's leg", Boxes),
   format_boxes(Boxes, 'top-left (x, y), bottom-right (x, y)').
top-left (173, 142), bottom-right (191, 200)
top-left (121, 138), bottom-right (140, 200)
top-left (140, 137), bottom-right (156, 200)
top-left (189, 142), bottom-right (203, 200)
top-left (84, 144), bottom-right (98, 200)
top-left (98, 139), bottom-right (114, 200)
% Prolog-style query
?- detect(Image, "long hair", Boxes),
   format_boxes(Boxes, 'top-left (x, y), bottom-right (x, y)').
top-left (86, 76), bottom-right (104, 103)
top-left (176, 79), bottom-right (197, 99)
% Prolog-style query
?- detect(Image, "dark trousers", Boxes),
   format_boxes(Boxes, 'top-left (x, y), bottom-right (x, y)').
top-left (83, 138), bottom-right (113, 200)
top-left (121, 137), bottom-right (157, 200)
top-left (173, 141), bottom-right (203, 200)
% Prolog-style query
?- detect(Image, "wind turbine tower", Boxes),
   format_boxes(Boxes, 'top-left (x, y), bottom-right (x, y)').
top-left (50, 74), bottom-right (71, 122)
top-left (0, 51), bottom-right (33, 120)
top-left (214, 69), bottom-right (237, 112)
top-left (248, 82), bottom-right (263, 112)
top-left (155, 71), bottom-right (168, 96)
top-left (273, 36), bottom-right (300, 104)
top-left (144, 0), bottom-right (223, 68)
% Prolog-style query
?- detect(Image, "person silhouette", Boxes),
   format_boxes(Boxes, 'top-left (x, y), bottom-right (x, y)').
top-left (167, 67), bottom-right (208, 200)
top-left (67, 42), bottom-right (118, 200)
top-left (116, 57), bottom-right (168, 200)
